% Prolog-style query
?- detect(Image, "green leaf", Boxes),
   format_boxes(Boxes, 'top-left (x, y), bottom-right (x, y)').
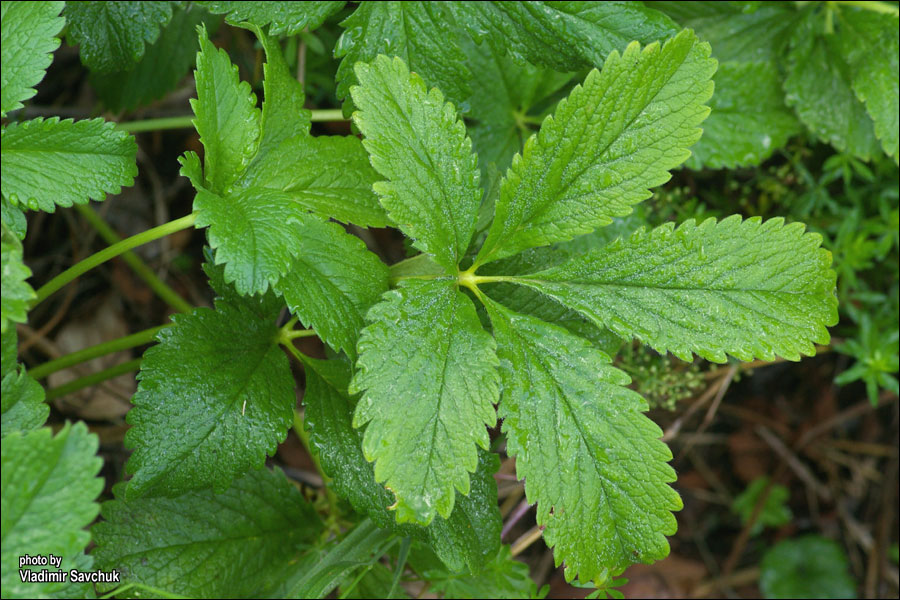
top-left (303, 356), bottom-right (502, 573)
top-left (474, 30), bottom-right (716, 266)
top-left (350, 279), bottom-right (499, 525)
top-left (653, 1), bottom-right (800, 63)
top-left (1, 328), bottom-right (15, 377)
top-left (248, 29), bottom-right (311, 165)
top-left (483, 299), bottom-right (681, 581)
top-left (64, 1), bottom-right (173, 73)
top-left (336, 1), bottom-right (470, 108)
top-left (198, 1), bottom-right (345, 36)
top-left (837, 7), bottom-right (899, 163)
top-left (191, 26), bottom-right (260, 195)
top-left (515, 216), bottom-right (838, 363)
top-left (201, 251), bottom-right (285, 319)
top-left (91, 4), bottom-right (213, 112)
top-left (460, 33), bottom-right (574, 177)
top-left (759, 536), bottom-right (857, 599)
top-left (1, 197), bottom-right (27, 240)
top-left (351, 55), bottom-right (481, 273)
top-left (0, 222), bottom-right (34, 334)
top-left (0, 1), bottom-right (64, 117)
top-left (124, 298), bottom-right (295, 498)
top-left (1, 368), bottom-right (47, 439)
top-left (687, 61), bottom-right (800, 169)
top-left (1, 422), bottom-right (103, 598)
top-left (784, 10), bottom-right (881, 161)
top-left (193, 187), bottom-right (309, 296)
top-left (281, 518), bottom-right (396, 599)
top-left (238, 133), bottom-right (389, 229)
top-left (480, 248), bottom-right (622, 356)
top-left (1, 117), bottom-right (138, 212)
top-left (450, 1), bottom-right (679, 71)
top-left (92, 467), bottom-right (321, 598)
top-left (274, 219), bottom-right (388, 358)
top-left (412, 545), bottom-right (539, 600)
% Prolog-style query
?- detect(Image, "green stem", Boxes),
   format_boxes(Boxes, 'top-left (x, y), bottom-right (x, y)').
top-left (45, 358), bottom-right (142, 401)
top-left (116, 115), bottom-right (194, 133)
top-left (292, 409), bottom-right (338, 507)
top-left (99, 583), bottom-right (187, 600)
top-left (309, 108), bottom-right (347, 122)
top-left (32, 213), bottom-right (197, 308)
top-left (285, 328), bottom-right (318, 340)
top-left (29, 325), bottom-right (167, 380)
top-left (117, 109), bottom-right (348, 133)
top-left (75, 204), bottom-right (193, 313)
top-left (833, 0), bottom-right (899, 14)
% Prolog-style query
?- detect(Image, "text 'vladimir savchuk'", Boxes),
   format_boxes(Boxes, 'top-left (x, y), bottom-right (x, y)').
top-left (18, 554), bottom-right (120, 584)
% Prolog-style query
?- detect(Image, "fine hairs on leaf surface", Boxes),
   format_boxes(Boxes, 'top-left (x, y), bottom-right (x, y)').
top-left (347, 27), bottom-right (837, 583)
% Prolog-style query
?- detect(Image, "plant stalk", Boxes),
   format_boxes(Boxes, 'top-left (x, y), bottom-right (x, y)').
top-left (75, 204), bottom-right (193, 313)
top-left (29, 324), bottom-right (168, 380)
top-left (45, 358), bottom-right (142, 401)
top-left (117, 109), bottom-right (347, 133)
top-left (31, 213), bottom-right (197, 308)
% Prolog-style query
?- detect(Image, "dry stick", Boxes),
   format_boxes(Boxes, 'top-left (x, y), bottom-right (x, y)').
top-left (692, 567), bottom-right (761, 598)
top-left (501, 499), bottom-right (533, 540)
top-left (718, 394), bottom-right (900, 589)
top-left (662, 374), bottom-right (726, 442)
top-left (510, 525), bottom-right (543, 558)
top-left (675, 365), bottom-right (737, 461)
top-left (756, 425), bottom-right (832, 501)
top-left (867, 427), bottom-right (898, 599)
top-left (720, 461), bottom-right (789, 585)
top-left (18, 279), bottom-right (77, 353)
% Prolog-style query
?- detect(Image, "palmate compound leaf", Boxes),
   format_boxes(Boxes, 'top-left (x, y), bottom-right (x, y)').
top-left (92, 468), bottom-right (322, 598)
top-left (302, 356), bottom-right (502, 573)
top-left (124, 293), bottom-right (295, 498)
top-left (1, 118), bottom-right (138, 213)
top-left (190, 27), bottom-right (386, 296)
top-left (336, 1), bottom-right (470, 110)
top-left (273, 218), bottom-right (389, 359)
top-left (1, 422), bottom-right (103, 598)
top-left (513, 216), bottom-right (838, 363)
top-left (473, 29), bottom-right (716, 267)
top-left (0, 1), bottom-right (64, 117)
top-left (198, 1), bottom-right (345, 36)
top-left (350, 55), bottom-right (481, 274)
top-left (64, 1), bottom-right (172, 73)
top-left (483, 297), bottom-right (681, 581)
top-left (350, 279), bottom-right (500, 526)
top-left (0, 221), bottom-right (34, 334)
top-left (450, 1), bottom-right (679, 72)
